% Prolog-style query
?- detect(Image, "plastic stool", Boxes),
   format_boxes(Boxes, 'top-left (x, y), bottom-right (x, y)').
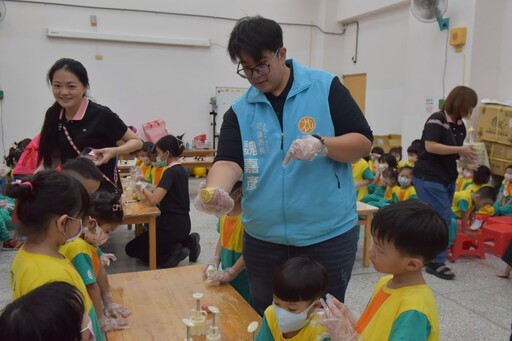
top-left (486, 216), bottom-right (512, 226)
top-left (482, 223), bottom-right (512, 257)
top-left (448, 230), bottom-right (486, 261)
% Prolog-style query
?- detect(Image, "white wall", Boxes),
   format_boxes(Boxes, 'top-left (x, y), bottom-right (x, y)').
top-left (401, 0), bottom-right (477, 150)
top-left (339, 5), bottom-right (409, 136)
top-left (1, 0), bottom-right (510, 159)
top-left (0, 0), bottom-right (335, 157)
top-left (498, 0), bottom-right (512, 100)
top-left (336, 0), bottom-right (510, 152)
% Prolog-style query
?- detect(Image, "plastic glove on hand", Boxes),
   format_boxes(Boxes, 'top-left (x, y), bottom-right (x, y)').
top-left (104, 301), bottom-right (131, 319)
top-left (283, 135), bottom-right (328, 166)
top-left (100, 253), bottom-right (117, 267)
top-left (209, 267), bottom-right (237, 284)
top-left (320, 294), bottom-right (360, 341)
top-left (100, 316), bottom-right (129, 332)
top-left (203, 256), bottom-right (220, 278)
top-left (103, 292), bottom-right (131, 318)
top-left (193, 182), bottom-right (234, 216)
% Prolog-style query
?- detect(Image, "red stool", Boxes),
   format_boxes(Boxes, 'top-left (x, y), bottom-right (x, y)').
top-left (448, 230), bottom-right (486, 261)
top-left (486, 216), bottom-right (512, 226)
top-left (482, 223), bottom-right (512, 257)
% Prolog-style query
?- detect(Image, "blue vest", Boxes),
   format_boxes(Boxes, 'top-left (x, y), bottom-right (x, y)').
top-left (233, 60), bottom-right (357, 246)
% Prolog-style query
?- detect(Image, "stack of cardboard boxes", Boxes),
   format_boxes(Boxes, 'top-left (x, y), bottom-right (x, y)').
top-left (477, 104), bottom-right (512, 175)
top-left (372, 134), bottom-right (402, 152)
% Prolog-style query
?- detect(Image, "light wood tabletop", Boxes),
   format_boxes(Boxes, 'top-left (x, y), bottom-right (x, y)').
top-left (106, 264), bottom-right (261, 341)
top-left (181, 149), bottom-right (216, 157)
top-left (357, 201), bottom-right (379, 267)
top-left (122, 200), bottom-right (160, 270)
top-left (180, 156), bottom-right (214, 169)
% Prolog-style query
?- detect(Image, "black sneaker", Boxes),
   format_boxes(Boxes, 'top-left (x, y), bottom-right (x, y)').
top-left (159, 247), bottom-right (190, 269)
top-left (185, 233), bottom-right (201, 263)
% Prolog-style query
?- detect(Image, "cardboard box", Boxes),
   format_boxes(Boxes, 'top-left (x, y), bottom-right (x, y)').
top-left (483, 141), bottom-right (512, 175)
top-left (477, 104), bottom-right (512, 146)
top-left (489, 158), bottom-right (512, 176)
top-left (373, 134), bottom-right (402, 152)
top-left (484, 141), bottom-right (512, 161)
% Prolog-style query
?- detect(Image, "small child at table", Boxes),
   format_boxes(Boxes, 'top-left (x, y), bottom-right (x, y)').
top-left (256, 257), bottom-right (328, 341)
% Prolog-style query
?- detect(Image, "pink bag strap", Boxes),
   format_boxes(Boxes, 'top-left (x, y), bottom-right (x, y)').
top-left (59, 122), bottom-right (119, 192)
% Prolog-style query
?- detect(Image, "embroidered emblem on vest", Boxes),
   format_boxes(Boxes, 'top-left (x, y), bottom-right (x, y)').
top-left (298, 116), bottom-right (316, 134)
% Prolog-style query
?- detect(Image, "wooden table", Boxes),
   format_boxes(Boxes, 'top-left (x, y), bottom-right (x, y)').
top-left (180, 156), bottom-right (214, 169)
top-left (181, 149), bottom-right (216, 157)
top-left (118, 160), bottom-right (136, 177)
top-left (106, 265), bottom-right (261, 341)
top-left (357, 201), bottom-right (379, 267)
top-left (122, 200), bottom-right (160, 270)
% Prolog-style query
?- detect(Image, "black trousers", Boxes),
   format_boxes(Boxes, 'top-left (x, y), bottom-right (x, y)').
top-left (125, 213), bottom-right (191, 265)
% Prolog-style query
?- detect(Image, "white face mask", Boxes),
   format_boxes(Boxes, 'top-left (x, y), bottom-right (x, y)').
top-left (139, 156), bottom-right (150, 165)
top-left (504, 173), bottom-right (512, 182)
top-left (62, 216), bottom-right (83, 244)
top-left (273, 301), bottom-right (315, 334)
top-left (83, 219), bottom-right (109, 247)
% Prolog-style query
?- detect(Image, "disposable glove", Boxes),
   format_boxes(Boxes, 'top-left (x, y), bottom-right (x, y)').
top-left (103, 292), bottom-right (131, 318)
top-left (209, 267), bottom-right (238, 284)
top-left (283, 135), bottom-right (328, 166)
top-left (99, 316), bottom-right (129, 332)
top-left (194, 182), bottom-right (234, 216)
top-left (100, 253), bottom-right (117, 267)
top-left (320, 293), bottom-right (360, 341)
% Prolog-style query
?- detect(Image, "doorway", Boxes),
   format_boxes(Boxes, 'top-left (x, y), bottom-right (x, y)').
top-left (342, 73), bottom-right (367, 114)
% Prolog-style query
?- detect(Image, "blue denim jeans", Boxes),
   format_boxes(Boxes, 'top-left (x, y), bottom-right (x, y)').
top-left (243, 227), bottom-right (358, 315)
top-left (414, 177), bottom-right (455, 264)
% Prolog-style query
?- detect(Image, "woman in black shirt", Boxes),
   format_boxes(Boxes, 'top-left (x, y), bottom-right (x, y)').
top-left (126, 135), bottom-right (200, 267)
top-left (414, 86), bottom-right (479, 280)
top-left (38, 58), bottom-right (142, 193)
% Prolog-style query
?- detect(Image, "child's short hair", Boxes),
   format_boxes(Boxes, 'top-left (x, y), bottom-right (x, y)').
top-left (371, 146), bottom-right (384, 155)
top-left (5, 170), bottom-right (89, 237)
top-left (87, 191), bottom-right (124, 225)
top-left (371, 200), bottom-right (448, 263)
top-left (407, 140), bottom-right (421, 154)
top-left (0, 282), bottom-right (84, 340)
top-left (389, 146), bottom-right (402, 157)
top-left (141, 141), bottom-right (155, 153)
top-left (475, 186), bottom-right (496, 202)
top-left (378, 153), bottom-right (398, 169)
top-left (61, 157), bottom-right (103, 182)
top-left (472, 165), bottom-right (491, 185)
top-left (272, 257), bottom-right (328, 303)
top-left (398, 166), bottom-right (413, 175)
top-left (382, 167), bottom-right (399, 181)
top-left (506, 165), bottom-right (512, 171)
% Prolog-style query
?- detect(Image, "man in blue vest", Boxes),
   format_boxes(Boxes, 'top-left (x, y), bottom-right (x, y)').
top-left (196, 16), bottom-right (373, 315)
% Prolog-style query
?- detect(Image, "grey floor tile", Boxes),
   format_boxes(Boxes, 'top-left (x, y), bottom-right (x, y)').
top-left (1, 177), bottom-right (512, 340)
top-left (425, 260), bottom-right (508, 295)
top-left (444, 286), bottom-right (512, 330)
top-left (437, 293), bottom-right (510, 340)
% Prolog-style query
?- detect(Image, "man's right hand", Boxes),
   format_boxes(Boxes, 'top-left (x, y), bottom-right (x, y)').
top-left (193, 183), bottom-right (234, 216)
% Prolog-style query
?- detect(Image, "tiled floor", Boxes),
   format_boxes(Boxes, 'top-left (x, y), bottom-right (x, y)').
top-left (0, 178), bottom-right (511, 340)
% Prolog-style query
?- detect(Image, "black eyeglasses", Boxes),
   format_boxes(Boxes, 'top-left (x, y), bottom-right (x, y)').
top-left (236, 49), bottom-right (280, 79)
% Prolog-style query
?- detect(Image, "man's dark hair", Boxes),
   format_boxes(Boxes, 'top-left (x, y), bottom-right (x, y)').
top-left (228, 16), bottom-right (283, 63)
top-left (371, 200), bottom-right (448, 263)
